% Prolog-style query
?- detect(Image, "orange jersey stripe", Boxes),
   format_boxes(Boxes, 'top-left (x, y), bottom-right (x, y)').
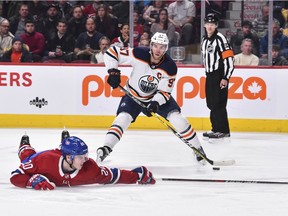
top-left (108, 47), bottom-right (118, 59)
top-left (129, 88), bottom-right (153, 100)
top-left (222, 49), bottom-right (234, 59)
top-left (160, 90), bottom-right (170, 100)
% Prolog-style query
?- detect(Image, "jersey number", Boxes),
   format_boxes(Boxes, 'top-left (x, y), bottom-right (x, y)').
top-left (168, 78), bottom-right (175, 87)
top-left (21, 160), bottom-right (33, 170)
top-left (100, 167), bottom-right (109, 176)
top-left (119, 48), bottom-right (129, 56)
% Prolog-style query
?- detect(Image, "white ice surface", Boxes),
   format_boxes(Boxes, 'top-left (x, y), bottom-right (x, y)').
top-left (1, 128), bottom-right (288, 216)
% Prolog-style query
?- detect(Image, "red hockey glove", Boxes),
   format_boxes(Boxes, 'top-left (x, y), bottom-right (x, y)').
top-left (132, 166), bottom-right (156, 184)
top-left (26, 174), bottom-right (56, 190)
top-left (107, 68), bottom-right (121, 89)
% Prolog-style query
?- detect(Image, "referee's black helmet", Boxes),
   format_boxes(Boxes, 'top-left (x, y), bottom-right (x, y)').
top-left (204, 13), bottom-right (219, 25)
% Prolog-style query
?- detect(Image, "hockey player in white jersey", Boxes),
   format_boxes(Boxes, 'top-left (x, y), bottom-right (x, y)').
top-left (96, 32), bottom-right (206, 164)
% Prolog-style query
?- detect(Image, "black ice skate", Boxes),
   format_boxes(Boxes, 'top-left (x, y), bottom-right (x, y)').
top-left (203, 130), bottom-right (214, 140)
top-left (209, 132), bottom-right (230, 139)
top-left (96, 146), bottom-right (112, 162)
top-left (20, 135), bottom-right (30, 147)
top-left (203, 130), bottom-right (214, 137)
top-left (61, 130), bottom-right (70, 142)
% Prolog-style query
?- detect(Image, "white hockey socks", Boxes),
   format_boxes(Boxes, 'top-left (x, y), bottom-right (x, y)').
top-left (167, 111), bottom-right (201, 149)
top-left (103, 112), bottom-right (133, 149)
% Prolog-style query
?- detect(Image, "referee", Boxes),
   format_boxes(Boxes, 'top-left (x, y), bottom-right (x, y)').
top-left (201, 13), bottom-right (234, 139)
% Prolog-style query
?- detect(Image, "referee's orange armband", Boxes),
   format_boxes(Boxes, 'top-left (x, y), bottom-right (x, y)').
top-left (222, 49), bottom-right (234, 59)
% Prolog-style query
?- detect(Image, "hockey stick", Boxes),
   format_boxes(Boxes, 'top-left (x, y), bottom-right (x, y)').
top-left (118, 85), bottom-right (235, 166)
top-left (160, 178), bottom-right (288, 185)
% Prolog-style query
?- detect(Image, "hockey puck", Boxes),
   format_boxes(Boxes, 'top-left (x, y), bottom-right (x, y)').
top-left (213, 167), bottom-right (220, 171)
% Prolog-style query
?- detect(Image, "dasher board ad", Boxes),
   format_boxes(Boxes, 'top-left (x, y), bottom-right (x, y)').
top-left (0, 64), bottom-right (287, 120)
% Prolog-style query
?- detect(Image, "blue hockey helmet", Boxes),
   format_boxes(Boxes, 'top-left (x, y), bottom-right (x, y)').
top-left (61, 136), bottom-right (88, 157)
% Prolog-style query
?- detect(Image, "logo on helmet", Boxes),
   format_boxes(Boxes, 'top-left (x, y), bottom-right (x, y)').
top-left (64, 140), bottom-right (71, 145)
top-left (61, 136), bottom-right (88, 156)
top-left (150, 32), bottom-right (169, 52)
top-left (204, 13), bottom-right (219, 25)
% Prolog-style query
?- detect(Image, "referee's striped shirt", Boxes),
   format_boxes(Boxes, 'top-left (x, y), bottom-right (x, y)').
top-left (201, 30), bottom-right (234, 80)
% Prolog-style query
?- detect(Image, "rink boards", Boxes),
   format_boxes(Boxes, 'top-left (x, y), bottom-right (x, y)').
top-left (0, 63), bottom-right (287, 132)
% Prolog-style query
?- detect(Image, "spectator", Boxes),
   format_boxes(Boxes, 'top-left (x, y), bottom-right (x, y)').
top-left (0, 4), bottom-right (3, 22)
top-left (111, 23), bottom-right (129, 48)
top-left (133, 10), bottom-right (144, 47)
top-left (56, 0), bottom-right (73, 20)
top-left (151, 8), bottom-right (178, 47)
top-left (273, 2), bottom-right (288, 31)
top-left (259, 19), bottom-right (288, 59)
top-left (282, 8), bottom-right (288, 37)
top-left (234, 38), bottom-right (259, 66)
top-left (67, 5), bottom-right (87, 39)
top-left (1, 1), bottom-right (21, 20)
top-left (9, 3), bottom-right (33, 37)
top-left (272, 44), bottom-right (288, 66)
top-left (139, 31), bottom-right (151, 41)
top-left (90, 36), bottom-right (110, 64)
top-left (112, 0), bottom-right (129, 24)
top-left (83, 0), bottom-right (102, 18)
top-left (138, 31), bottom-right (151, 48)
top-left (37, 4), bottom-right (60, 44)
top-left (0, 19), bottom-right (14, 58)
top-left (95, 4), bottom-right (119, 41)
top-left (252, 3), bottom-right (269, 38)
top-left (20, 20), bottom-right (45, 62)
top-left (167, 0), bottom-right (195, 45)
top-left (230, 20), bottom-right (259, 56)
top-left (27, 0), bottom-right (48, 24)
top-left (138, 37), bottom-right (150, 47)
top-left (143, 0), bottom-right (166, 30)
top-left (134, 0), bottom-right (152, 14)
top-left (74, 17), bottom-right (103, 61)
top-left (67, 1), bottom-right (85, 7)
top-left (1, 37), bottom-right (32, 62)
top-left (43, 19), bottom-right (76, 63)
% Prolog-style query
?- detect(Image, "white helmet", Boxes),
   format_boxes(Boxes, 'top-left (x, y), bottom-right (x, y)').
top-left (150, 32), bottom-right (169, 52)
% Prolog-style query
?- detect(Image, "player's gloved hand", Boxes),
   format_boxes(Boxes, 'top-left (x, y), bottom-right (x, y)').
top-left (107, 68), bottom-right (121, 89)
top-left (145, 101), bottom-right (159, 117)
top-left (132, 166), bottom-right (156, 184)
top-left (26, 174), bottom-right (56, 190)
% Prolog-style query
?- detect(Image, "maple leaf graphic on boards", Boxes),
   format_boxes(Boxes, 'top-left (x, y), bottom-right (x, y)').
top-left (248, 81), bottom-right (262, 96)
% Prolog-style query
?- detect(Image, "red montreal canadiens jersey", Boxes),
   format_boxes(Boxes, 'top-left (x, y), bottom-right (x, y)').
top-left (10, 149), bottom-right (138, 188)
top-left (104, 46), bottom-right (177, 105)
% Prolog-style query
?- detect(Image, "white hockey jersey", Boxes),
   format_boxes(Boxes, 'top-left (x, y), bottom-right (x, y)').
top-left (104, 46), bottom-right (177, 105)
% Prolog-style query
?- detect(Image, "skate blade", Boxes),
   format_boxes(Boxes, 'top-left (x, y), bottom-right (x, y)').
top-left (208, 137), bottom-right (231, 144)
top-left (202, 136), bottom-right (209, 141)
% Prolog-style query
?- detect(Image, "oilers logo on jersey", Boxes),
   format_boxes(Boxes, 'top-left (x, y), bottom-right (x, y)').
top-left (138, 75), bottom-right (158, 93)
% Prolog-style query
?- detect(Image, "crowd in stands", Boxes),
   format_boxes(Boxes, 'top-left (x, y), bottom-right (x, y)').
top-left (229, 1), bottom-right (288, 66)
top-left (0, 0), bottom-right (202, 63)
top-left (0, 1), bottom-right (288, 66)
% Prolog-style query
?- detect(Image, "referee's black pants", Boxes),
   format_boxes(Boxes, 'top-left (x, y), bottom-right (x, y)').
top-left (205, 72), bottom-right (230, 134)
